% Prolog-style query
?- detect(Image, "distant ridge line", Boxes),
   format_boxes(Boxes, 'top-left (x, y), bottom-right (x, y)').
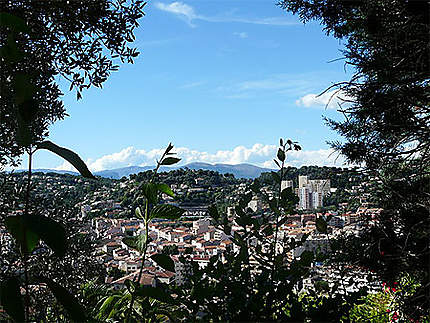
top-left (12, 162), bottom-right (275, 179)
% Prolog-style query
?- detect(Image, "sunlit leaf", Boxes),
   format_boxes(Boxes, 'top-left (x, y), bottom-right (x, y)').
top-left (140, 183), bottom-right (158, 205)
top-left (157, 183), bottom-right (175, 197)
top-left (150, 204), bottom-right (184, 220)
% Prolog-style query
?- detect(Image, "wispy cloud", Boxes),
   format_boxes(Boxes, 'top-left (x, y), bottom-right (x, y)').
top-left (295, 90), bottom-right (353, 109)
top-left (180, 81), bottom-right (205, 89)
top-left (216, 74), bottom-right (319, 100)
top-left (155, 2), bottom-right (298, 27)
top-left (233, 32), bottom-right (248, 39)
top-left (55, 143), bottom-right (346, 172)
top-left (155, 2), bottom-right (197, 26)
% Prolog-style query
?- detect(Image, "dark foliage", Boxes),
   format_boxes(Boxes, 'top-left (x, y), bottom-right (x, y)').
top-left (278, 0), bottom-right (430, 319)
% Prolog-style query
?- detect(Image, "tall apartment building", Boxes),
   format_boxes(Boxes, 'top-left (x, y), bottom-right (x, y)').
top-left (298, 176), bottom-right (329, 210)
top-left (299, 187), bottom-right (311, 210)
top-left (298, 175), bottom-right (308, 188)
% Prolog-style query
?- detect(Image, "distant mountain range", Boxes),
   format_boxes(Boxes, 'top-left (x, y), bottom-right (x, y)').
top-left (15, 162), bottom-right (274, 179)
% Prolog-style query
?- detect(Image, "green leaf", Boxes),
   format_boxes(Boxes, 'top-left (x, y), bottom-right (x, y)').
top-left (124, 279), bottom-right (136, 293)
top-left (135, 286), bottom-right (176, 304)
top-left (156, 183), bottom-right (175, 197)
top-left (316, 217), bottom-right (328, 233)
top-left (135, 207), bottom-right (143, 218)
top-left (151, 253), bottom-right (175, 272)
top-left (5, 215), bottom-right (39, 254)
top-left (277, 148), bottom-right (285, 162)
top-left (122, 234), bottom-right (147, 253)
top-left (150, 204), bottom-right (184, 220)
top-left (0, 13), bottom-right (31, 33)
top-left (25, 214), bottom-right (67, 257)
top-left (0, 277), bottom-right (25, 322)
top-left (160, 157), bottom-right (181, 166)
top-left (37, 141), bottom-right (95, 179)
top-left (140, 183), bottom-right (158, 205)
top-left (43, 277), bottom-right (87, 322)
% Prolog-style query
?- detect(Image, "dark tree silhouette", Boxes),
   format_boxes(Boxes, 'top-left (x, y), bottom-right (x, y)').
top-left (278, 0), bottom-right (429, 319)
top-left (0, 0), bottom-right (146, 167)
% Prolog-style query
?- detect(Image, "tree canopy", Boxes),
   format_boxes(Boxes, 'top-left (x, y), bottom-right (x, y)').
top-left (278, 0), bottom-right (430, 318)
top-left (0, 0), bottom-right (146, 167)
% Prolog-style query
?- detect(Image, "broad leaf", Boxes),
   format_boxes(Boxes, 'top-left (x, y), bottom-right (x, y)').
top-left (151, 253), bottom-right (175, 272)
top-left (122, 234), bottom-right (147, 253)
top-left (0, 276), bottom-right (25, 322)
top-left (37, 141), bottom-right (95, 179)
top-left (135, 207), bottom-right (143, 219)
top-left (277, 148), bottom-right (285, 162)
top-left (25, 214), bottom-right (67, 257)
top-left (140, 183), bottom-right (158, 205)
top-left (150, 204), bottom-right (184, 220)
top-left (5, 215), bottom-right (39, 254)
top-left (43, 277), bottom-right (87, 322)
top-left (135, 286), bottom-right (176, 304)
top-left (280, 187), bottom-right (298, 210)
top-left (160, 157), bottom-right (181, 165)
top-left (0, 13), bottom-right (30, 33)
top-left (124, 279), bottom-right (136, 293)
top-left (157, 183), bottom-right (175, 197)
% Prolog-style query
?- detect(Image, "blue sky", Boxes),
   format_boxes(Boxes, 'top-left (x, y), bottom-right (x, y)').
top-left (24, 0), bottom-right (354, 171)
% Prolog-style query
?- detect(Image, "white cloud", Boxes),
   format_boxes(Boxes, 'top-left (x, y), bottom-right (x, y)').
top-left (155, 2), bottom-right (197, 26)
top-left (54, 144), bottom-right (346, 172)
top-left (155, 2), bottom-right (298, 27)
top-left (233, 32), bottom-right (248, 38)
top-left (296, 90), bottom-right (353, 109)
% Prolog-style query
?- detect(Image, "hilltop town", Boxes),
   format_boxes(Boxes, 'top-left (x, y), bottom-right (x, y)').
top-left (1, 166), bottom-right (379, 295)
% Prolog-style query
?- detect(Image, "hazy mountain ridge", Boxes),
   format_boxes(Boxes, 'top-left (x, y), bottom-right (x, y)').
top-left (14, 163), bottom-right (274, 179)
